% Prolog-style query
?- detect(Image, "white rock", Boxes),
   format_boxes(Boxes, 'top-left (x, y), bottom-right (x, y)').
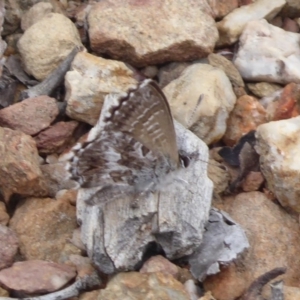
top-left (18, 13), bottom-right (83, 81)
top-left (234, 19), bottom-right (300, 84)
top-left (217, 0), bottom-right (286, 46)
top-left (65, 52), bottom-right (138, 125)
top-left (163, 63), bottom-right (236, 145)
top-left (256, 116), bottom-right (300, 213)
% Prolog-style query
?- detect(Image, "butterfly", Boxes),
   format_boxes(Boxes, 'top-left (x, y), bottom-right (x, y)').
top-left (65, 79), bottom-right (182, 205)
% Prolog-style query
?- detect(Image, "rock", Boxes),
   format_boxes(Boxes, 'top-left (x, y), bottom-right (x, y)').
top-left (207, 160), bottom-right (230, 195)
top-left (247, 82), bottom-right (282, 98)
top-left (241, 171), bottom-right (264, 192)
top-left (207, 53), bottom-right (244, 88)
top-left (217, 0), bottom-right (286, 46)
top-left (282, 0), bottom-right (300, 18)
top-left (0, 203), bottom-right (9, 226)
top-left (223, 95), bottom-right (267, 146)
top-left (0, 1), bottom-right (6, 59)
top-left (18, 13), bottom-right (83, 81)
top-left (34, 121), bottom-right (79, 155)
top-left (79, 291), bottom-right (100, 300)
top-left (205, 192), bottom-right (300, 300)
top-left (0, 96), bottom-right (59, 136)
top-left (140, 65), bottom-right (158, 79)
top-left (0, 260), bottom-right (76, 294)
top-left (41, 162), bottom-right (78, 197)
top-left (140, 255), bottom-right (179, 279)
top-left (9, 197), bottom-right (79, 262)
top-left (65, 52), bottom-right (138, 125)
top-left (88, 0), bottom-right (218, 67)
top-left (255, 116), bottom-right (300, 213)
top-left (207, 0), bottom-right (238, 19)
top-left (234, 19), bottom-right (300, 84)
top-left (0, 128), bottom-right (47, 202)
top-left (283, 286), bottom-right (300, 300)
top-left (283, 17), bottom-right (300, 32)
top-left (163, 63), bottom-right (236, 144)
top-left (3, 33), bottom-right (22, 56)
top-left (0, 225), bottom-right (18, 270)
top-left (21, 2), bottom-right (53, 31)
top-left (98, 272), bottom-right (189, 300)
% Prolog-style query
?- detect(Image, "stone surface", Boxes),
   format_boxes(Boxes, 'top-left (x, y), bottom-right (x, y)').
top-left (21, 2), bottom-right (53, 31)
top-left (88, 0), bottom-right (218, 67)
top-left (98, 272), bottom-right (189, 300)
top-left (205, 192), bottom-right (300, 300)
top-left (0, 260), bottom-right (76, 294)
top-left (0, 96), bottom-right (59, 136)
top-left (217, 0), bottom-right (286, 46)
top-left (163, 63), bottom-right (236, 144)
top-left (223, 95), bottom-right (267, 146)
top-left (0, 1), bottom-right (6, 60)
top-left (140, 255), bottom-right (179, 279)
top-left (18, 13), bottom-right (83, 81)
top-left (9, 197), bottom-right (79, 262)
top-left (207, 0), bottom-right (238, 19)
top-left (247, 82), bottom-right (282, 98)
top-left (0, 203), bottom-right (9, 226)
top-left (65, 51), bottom-right (138, 125)
top-left (0, 225), bottom-right (18, 270)
top-left (0, 127), bottom-right (47, 202)
top-left (34, 121), bottom-right (79, 155)
top-left (282, 0), bottom-right (300, 18)
top-left (256, 116), bottom-right (300, 213)
top-left (234, 19), bottom-right (300, 84)
top-left (283, 17), bottom-right (300, 32)
top-left (241, 171), bottom-right (264, 192)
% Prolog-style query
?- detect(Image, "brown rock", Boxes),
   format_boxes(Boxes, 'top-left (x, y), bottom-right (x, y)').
top-left (98, 272), bottom-right (189, 300)
top-left (241, 171), bottom-right (264, 192)
top-left (247, 82), bottom-right (282, 98)
top-left (9, 197), bottom-right (79, 262)
top-left (0, 202), bottom-right (9, 225)
top-left (140, 255), bottom-right (179, 279)
top-left (0, 96), bottom-right (59, 136)
top-left (88, 0), bottom-right (218, 67)
top-left (0, 225), bottom-right (18, 270)
top-left (223, 95), bottom-right (267, 146)
top-left (0, 260), bottom-right (76, 294)
top-left (283, 17), bottom-right (300, 32)
top-left (204, 192), bottom-right (300, 300)
top-left (34, 121), bottom-right (79, 155)
top-left (0, 127), bottom-right (47, 202)
top-left (4, 33), bottom-right (22, 56)
top-left (0, 286), bottom-right (9, 297)
top-left (79, 290), bottom-right (100, 300)
top-left (207, 0), bottom-right (238, 19)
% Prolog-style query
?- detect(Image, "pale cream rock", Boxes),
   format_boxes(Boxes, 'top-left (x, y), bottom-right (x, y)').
top-left (217, 0), bottom-right (286, 46)
top-left (65, 52), bottom-right (138, 125)
top-left (234, 19), bottom-right (300, 84)
top-left (18, 13), bottom-right (83, 81)
top-left (163, 63), bottom-right (236, 145)
top-left (256, 116), bottom-right (300, 213)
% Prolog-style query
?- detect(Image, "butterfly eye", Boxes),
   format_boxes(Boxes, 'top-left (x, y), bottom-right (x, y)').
top-left (179, 154), bottom-right (190, 168)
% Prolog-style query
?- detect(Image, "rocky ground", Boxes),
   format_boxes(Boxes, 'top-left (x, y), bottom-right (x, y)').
top-left (1, 0), bottom-right (300, 299)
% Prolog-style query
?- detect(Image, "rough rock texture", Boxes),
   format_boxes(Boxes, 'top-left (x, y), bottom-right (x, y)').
top-left (206, 192), bottom-right (300, 300)
top-left (217, 0), bottom-right (286, 46)
top-left (223, 95), bottom-right (267, 146)
top-left (98, 272), bottom-right (190, 300)
top-left (0, 127), bottom-right (47, 202)
top-left (0, 225), bottom-right (18, 270)
top-left (207, 0), bottom-right (238, 19)
top-left (247, 82), bottom-right (282, 98)
top-left (234, 19), bottom-right (300, 84)
top-left (0, 260), bottom-right (76, 294)
top-left (255, 116), bottom-right (300, 213)
top-left (65, 52), bottom-right (138, 125)
top-left (163, 63), bottom-right (236, 145)
top-left (88, 0), bottom-right (218, 67)
top-left (18, 13), bottom-right (83, 81)
top-left (0, 96), bottom-right (59, 136)
top-left (9, 197), bottom-right (80, 262)
top-left (0, 1), bottom-right (6, 60)
top-left (0, 203), bottom-right (9, 226)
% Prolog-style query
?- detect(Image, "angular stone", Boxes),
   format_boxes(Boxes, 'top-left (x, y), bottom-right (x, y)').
top-left (9, 197), bottom-right (79, 262)
top-left (18, 13), bottom-right (83, 80)
top-left (0, 128), bottom-right (47, 202)
top-left (0, 260), bottom-right (76, 294)
top-left (234, 19), bottom-right (300, 84)
top-left (163, 63), bottom-right (236, 144)
top-left (0, 225), bottom-right (18, 270)
top-left (0, 96), bottom-right (59, 136)
top-left (88, 0), bottom-right (218, 67)
top-left (256, 116), bottom-right (300, 213)
top-left (247, 82), bottom-right (282, 98)
top-left (217, 0), bottom-right (286, 46)
top-left (205, 192), bottom-right (300, 300)
top-left (65, 52), bottom-right (138, 125)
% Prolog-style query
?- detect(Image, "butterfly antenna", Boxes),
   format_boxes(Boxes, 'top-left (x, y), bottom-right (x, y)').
top-left (187, 94), bottom-right (204, 128)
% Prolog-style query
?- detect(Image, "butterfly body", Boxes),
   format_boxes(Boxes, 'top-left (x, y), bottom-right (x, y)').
top-left (66, 79), bottom-right (181, 205)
